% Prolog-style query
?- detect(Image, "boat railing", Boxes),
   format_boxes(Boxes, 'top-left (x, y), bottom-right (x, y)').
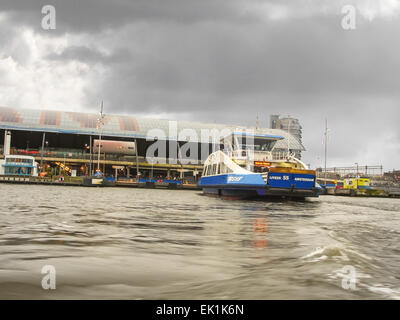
top-left (225, 149), bottom-right (295, 163)
top-left (272, 152), bottom-right (292, 161)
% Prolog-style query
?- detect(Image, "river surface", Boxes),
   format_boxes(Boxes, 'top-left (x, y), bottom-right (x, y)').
top-left (0, 184), bottom-right (399, 299)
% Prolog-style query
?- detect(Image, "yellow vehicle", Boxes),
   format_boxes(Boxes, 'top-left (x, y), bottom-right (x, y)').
top-left (343, 177), bottom-right (371, 189)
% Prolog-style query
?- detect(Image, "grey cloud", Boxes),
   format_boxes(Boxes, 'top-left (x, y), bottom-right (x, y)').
top-left (0, 0), bottom-right (399, 168)
top-left (0, 0), bottom-right (246, 33)
top-left (94, 17), bottom-right (400, 109)
top-left (45, 46), bottom-right (132, 64)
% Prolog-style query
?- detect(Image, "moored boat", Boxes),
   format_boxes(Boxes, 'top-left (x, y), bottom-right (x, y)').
top-left (199, 132), bottom-right (321, 199)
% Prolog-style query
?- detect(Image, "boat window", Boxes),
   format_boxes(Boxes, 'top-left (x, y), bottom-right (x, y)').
top-left (222, 163), bottom-right (230, 174)
top-left (6, 157), bottom-right (33, 164)
top-left (4, 166), bottom-right (32, 175)
top-left (235, 137), bottom-right (277, 152)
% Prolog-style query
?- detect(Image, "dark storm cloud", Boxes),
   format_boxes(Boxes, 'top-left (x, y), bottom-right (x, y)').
top-left (0, 0), bottom-right (399, 168)
top-left (0, 0), bottom-right (245, 33)
top-left (94, 16), bottom-right (400, 112)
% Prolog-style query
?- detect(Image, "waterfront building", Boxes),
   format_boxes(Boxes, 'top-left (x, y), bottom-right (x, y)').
top-left (0, 107), bottom-right (305, 179)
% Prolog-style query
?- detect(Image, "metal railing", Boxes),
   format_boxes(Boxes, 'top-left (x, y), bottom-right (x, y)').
top-left (224, 149), bottom-right (292, 162)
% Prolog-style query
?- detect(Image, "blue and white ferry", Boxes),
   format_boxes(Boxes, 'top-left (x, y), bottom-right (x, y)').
top-left (199, 132), bottom-right (321, 199)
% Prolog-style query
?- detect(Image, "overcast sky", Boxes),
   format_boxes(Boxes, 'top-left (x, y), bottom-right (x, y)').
top-left (0, 0), bottom-right (399, 170)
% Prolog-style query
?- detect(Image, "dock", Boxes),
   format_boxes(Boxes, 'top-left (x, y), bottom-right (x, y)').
top-left (0, 175), bottom-right (201, 190)
top-left (116, 179), bottom-right (199, 190)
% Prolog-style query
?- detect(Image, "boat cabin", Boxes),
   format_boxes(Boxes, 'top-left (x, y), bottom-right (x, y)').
top-left (0, 155), bottom-right (38, 176)
top-left (221, 132), bottom-right (285, 165)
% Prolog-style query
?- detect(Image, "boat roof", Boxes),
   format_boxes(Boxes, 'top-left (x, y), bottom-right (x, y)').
top-left (230, 132), bottom-right (285, 140)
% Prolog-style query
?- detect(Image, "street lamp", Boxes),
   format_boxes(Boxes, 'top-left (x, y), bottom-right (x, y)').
top-left (355, 162), bottom-right (359, 178)
top-left (40, 139), bottom-right (49, 173)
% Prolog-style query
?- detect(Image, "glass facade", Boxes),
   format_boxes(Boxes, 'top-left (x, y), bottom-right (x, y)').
top-left (4, 166), bottom-right (33, 175)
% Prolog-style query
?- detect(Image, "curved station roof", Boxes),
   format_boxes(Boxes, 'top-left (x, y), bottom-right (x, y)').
top-left (0, 106), bottom-right (304, 151)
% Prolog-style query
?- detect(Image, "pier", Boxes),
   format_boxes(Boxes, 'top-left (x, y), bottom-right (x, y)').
top-left (323, 185), bottom-right (400, 198)
top-left (0, 174), bottom-right (200, 190)
top-left (316, 166), bottom-right (400, 198)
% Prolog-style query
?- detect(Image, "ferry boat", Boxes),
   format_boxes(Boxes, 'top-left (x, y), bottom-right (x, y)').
top-left (199, 132), bottom-right (321, 199)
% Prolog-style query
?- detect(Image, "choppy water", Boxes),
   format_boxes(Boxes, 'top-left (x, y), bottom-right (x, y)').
top-left (0, 184), bottom-right (399, 299)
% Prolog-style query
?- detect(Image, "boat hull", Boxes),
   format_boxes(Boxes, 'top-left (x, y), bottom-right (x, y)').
top-left (201, 185), bottom-right (319, 199)
top-left (199, 172), bottom-right (321, 199)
